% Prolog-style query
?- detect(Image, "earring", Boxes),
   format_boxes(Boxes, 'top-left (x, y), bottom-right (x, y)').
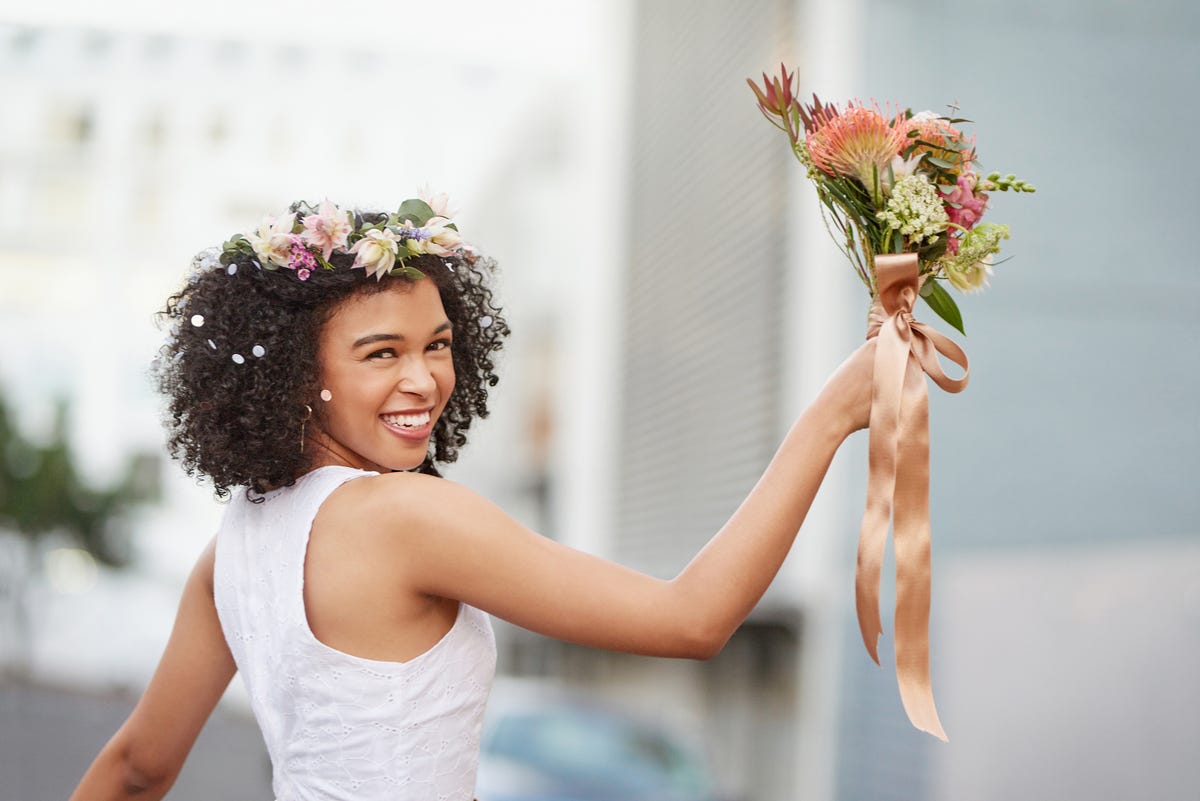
top-left (320, 389), bottom-right (333, 402)
top-left (300, 404), bottom-right (313, 454)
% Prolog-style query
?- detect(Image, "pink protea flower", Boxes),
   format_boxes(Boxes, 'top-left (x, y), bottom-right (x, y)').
top-left (301, 199), bottom-right (353, 261)
top-left (942, 172), bottom-right (989, 231)
top-left (805, 102), bottom-right (910, 193)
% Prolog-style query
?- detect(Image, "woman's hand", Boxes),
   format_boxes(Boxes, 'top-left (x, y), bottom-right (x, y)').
top-left (815, 338), bottom-right (876, 437)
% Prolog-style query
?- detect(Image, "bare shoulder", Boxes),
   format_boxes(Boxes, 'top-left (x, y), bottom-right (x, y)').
top-left (317, 471), bottom-right (496, 539)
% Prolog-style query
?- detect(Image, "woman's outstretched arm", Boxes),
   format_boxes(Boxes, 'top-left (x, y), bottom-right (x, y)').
top-left (69, 537), bottom-right (236, 801)
top-left (334, 340), bottom-right (874, 659)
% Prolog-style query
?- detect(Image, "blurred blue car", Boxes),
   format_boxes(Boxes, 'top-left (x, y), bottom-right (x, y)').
top-left (476, 680), bottom-right (721, 801)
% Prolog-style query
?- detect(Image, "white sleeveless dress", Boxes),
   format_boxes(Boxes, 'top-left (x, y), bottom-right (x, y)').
top-left (213, 465), bottom-right (496, 801)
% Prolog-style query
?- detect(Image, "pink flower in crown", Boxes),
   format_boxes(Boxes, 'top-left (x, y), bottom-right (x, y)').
top-left (805, 101), bottom-right (910, 193)
top-left (418, 185), bottom-right (457, 219)
top-left (942, 172), bottom-right (989, 232)
top-left (246, 213), bottom-right (297, 268)
top-left (349, 228), bottom-right (401, 280)
top-left (300, 199), bottom-right (353, 261)
top-left (288, 240), bottom-right (319, 280)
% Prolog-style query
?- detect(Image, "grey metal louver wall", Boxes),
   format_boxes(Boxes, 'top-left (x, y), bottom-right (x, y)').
top-left (617, 0), bottom-right (794, 578)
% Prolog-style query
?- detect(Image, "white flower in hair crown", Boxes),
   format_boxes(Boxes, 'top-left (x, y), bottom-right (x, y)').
top-left (220, 192), bottom-right (467, 281)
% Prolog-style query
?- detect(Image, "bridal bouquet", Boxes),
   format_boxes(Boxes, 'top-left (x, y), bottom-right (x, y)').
top-left (749, 66), bottom-right (1034, 742)
top-left (748, 65), bottom-right (1034, 333)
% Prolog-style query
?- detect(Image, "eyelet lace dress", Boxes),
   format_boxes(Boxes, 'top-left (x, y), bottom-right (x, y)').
top-left (214, 466), bottom-right (496, 801)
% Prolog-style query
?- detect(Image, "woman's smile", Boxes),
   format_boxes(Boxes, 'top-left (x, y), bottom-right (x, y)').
top-left (380, 409), bottom-right (435, 440)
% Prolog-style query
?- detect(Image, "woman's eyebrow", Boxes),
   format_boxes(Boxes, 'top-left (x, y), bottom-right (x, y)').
top-left (352, 322), bottom-right (452, 349)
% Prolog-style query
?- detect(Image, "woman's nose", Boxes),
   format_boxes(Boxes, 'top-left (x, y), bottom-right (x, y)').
top-left (396, 356), bottom-right (436, 396)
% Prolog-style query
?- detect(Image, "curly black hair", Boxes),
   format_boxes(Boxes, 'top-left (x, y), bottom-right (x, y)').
top-left (154, 208), bottom-right (509, 500)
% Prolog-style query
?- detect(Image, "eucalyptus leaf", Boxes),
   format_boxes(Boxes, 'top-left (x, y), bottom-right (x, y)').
top-left (920, 280), bottom-right (965, 335)
top-left (396, 198), bottom-right (435, 227)
top-left (391, 264), bottom-right (426, 281)
top-left (925, 156), bottom-right (955, 170)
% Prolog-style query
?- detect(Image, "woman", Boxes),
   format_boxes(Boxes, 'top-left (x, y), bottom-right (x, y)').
top-left (70, 196), bottom-right (875, 801)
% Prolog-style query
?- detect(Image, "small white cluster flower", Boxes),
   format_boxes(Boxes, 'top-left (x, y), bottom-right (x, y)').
top-left (876, 174), bottom-right (948, 245)
top-left (941, 223), bottom-right (1010, 293)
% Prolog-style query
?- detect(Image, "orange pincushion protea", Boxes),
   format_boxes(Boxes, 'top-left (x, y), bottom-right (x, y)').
top-left (805, 102), bottom-right (910, 195)
top-left (909, 113), bottom-right (975, 171)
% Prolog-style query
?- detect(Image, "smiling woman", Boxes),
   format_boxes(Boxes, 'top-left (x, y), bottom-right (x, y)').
top-left (152, 199), bottom-right (508, 498)
top-left (69, 195), bottom-right (878, 801)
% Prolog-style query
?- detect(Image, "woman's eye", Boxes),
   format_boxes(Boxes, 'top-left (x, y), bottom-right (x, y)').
top-left (428, 339), bottom-right (453, 352)
top-left (367, 348), bottom-right (397, 360)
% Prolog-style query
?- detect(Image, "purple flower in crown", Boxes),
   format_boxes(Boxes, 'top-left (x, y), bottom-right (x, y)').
top-left (219, 190), bottom-right (471, 283)
top-left (402, 216), bottom-right (464, 257)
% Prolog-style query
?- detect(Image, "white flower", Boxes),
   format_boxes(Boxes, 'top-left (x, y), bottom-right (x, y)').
top-left (876, 173), bottom-right (948, 245)
top-left (349, 228), bottom-right (401, 280)
top-left (939, 222), bottom-right (1009, 294)
top-left (398, 216), bottom-right (463, 258)
top-left (881, 153), bottom-right (923, 195)
top-left (422, 216), bottom-right (463, 256)
top-left (945, 257), bottom-right (993, 293)
top-left (245, 213), bottom-right (297, 268)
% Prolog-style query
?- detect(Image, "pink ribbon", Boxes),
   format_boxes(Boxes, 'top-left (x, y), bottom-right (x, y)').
top-left (858, 253), bottom-right (969, 742)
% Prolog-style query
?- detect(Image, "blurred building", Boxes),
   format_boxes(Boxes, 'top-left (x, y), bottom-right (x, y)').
top-left (501, 1), bottom-right (1200, 801)
top-left (2, 1), bottom-right (1198, 800)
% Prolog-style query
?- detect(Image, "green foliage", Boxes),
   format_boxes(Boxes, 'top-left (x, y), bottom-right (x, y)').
top-left (391, 264), bottom-right (426, 281)
top-left (985, 171), bottom-right (1036, 192)
top-left (920, 279), bottom-right (966, 335)
top-left (0, 390), bottom-right (160, 568)
top-left (394, 198), bottom-right (436, 227)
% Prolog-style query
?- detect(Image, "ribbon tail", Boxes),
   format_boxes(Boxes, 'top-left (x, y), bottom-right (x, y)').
top-left (892, 353), bottom-right (948, 741)
top-left (856, 315), bottom-right (909, 664)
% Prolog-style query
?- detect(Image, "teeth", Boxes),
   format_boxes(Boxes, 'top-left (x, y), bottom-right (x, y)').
top-left (382, 411), bottom-right (430, 428)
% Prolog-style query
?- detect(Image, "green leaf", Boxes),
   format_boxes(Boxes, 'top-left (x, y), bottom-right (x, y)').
top-left (395, 198), bottom-right (435, 227)
top-left (920, 280), bottom-right (965, 335)
top-left (925, 156), bottom-right (955, 170)
top-left (390, 263), bottom-right (426, 281)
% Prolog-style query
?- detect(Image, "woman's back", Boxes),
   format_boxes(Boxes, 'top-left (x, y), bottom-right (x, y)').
top-left (214, 465), bottom-right (496, 801)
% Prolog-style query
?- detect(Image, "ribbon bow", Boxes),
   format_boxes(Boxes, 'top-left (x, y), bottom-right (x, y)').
top-left (858, 253), bottom-right (969, 742)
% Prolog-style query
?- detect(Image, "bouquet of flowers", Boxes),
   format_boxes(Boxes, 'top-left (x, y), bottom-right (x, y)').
top-left (748, 65), bottom-right (1034, 333)
top-left (748, 66), bottom-right (1034, 742)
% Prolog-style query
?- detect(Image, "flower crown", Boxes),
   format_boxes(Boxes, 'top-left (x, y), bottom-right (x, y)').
top-left (211, 191), bottom-right (466, 281)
